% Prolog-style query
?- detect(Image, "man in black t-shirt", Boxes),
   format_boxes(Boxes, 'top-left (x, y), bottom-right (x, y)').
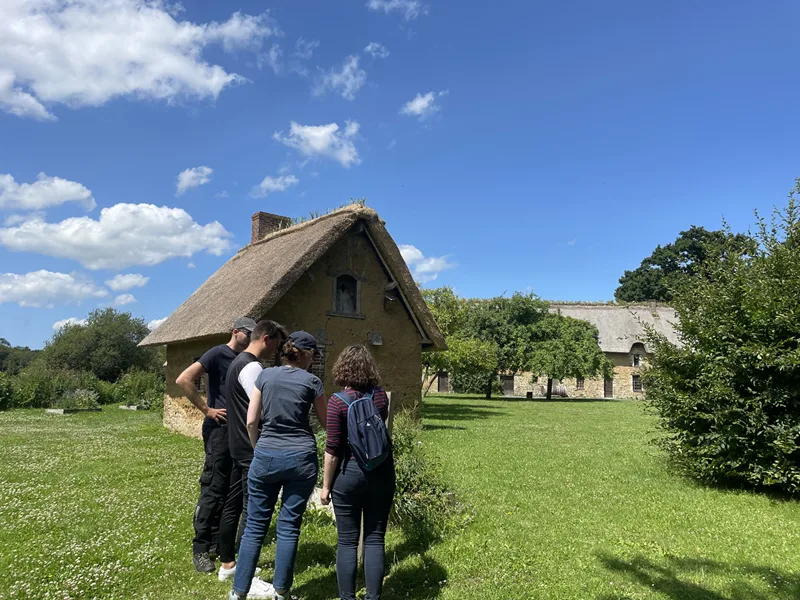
top-left (176, 316), bottom-right (257, 573)
top-left (217, 320), bottom-right (286, 581)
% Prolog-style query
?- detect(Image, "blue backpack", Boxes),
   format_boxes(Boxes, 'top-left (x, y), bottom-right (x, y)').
top-left (334, 389), bottom-right (390, 471)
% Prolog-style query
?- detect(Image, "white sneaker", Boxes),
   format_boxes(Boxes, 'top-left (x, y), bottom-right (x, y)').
top-left (246, 577), bottom-right (276, 599)
top-left (218, 564), bottom-right (261, 581)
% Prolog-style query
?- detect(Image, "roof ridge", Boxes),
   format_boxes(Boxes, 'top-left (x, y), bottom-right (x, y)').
top-left (241, 203), bottom-right (378, 253)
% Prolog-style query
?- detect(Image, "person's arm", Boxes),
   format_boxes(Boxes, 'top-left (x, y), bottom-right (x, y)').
top-left (176, 361), bottom-right (226, 424)
top-left (246, 387), bottom-right (262, 448)
top-left (320, 453), bottom-right (339, 505)
top-left (313, 394), bottom-right (327, 430)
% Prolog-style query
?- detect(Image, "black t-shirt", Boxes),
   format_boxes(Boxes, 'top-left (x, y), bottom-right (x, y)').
top-left (198, 344), bottom-right (238, 427)
top-left (225, 351), bottom-right (262, 462)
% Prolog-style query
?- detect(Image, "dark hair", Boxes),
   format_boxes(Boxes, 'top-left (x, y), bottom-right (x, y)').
top-left (332, 345), bottom-right (380, 391)
top-left (281, 338), bottom-right (312, 364)
top-left (252, 319), bottom-right (286, 342)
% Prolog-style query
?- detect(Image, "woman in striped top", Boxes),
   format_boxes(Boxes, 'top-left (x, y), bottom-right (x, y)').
top-left (320, 345), bottom-right (395, 600)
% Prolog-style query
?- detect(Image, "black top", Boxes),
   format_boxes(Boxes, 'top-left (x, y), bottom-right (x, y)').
top-left (254, 366), bottom-right (325, 454)
top-left (225, 351), bottom-right (262, 462)
top-left (198, 344), bottom-right (238, 428)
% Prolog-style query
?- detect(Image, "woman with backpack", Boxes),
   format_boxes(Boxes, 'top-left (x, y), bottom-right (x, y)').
top-left (228, 331), bottom-right (327, 600)
top-left (320, 344), bottom-right (395, 600)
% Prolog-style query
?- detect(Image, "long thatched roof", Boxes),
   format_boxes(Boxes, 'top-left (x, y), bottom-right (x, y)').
top-left (140, 204), bottom-right (446, 349)
top-left (549, 303), bottom-right (680, 353)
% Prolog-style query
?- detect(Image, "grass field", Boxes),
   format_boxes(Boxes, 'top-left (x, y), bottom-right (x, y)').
top-left (1, 396), bottom-right (799, 599)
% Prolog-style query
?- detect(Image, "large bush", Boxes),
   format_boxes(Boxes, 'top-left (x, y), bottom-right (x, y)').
top-left (452, 371), bottom-right (502, 396)
top-left (645, 186), bottom-right (800, 495)
top-left (0, 372), bottom-right (13, 411)
top-left (115, 369), bottom-right (164, 409)
top-left (11, 365), bottom-right (115, 408)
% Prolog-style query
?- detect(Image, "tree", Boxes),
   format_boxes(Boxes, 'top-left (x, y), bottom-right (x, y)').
top-left (528, 314), bottom-right (613, 400)
top-left (615, 226), bottom-right (756, 302)
top-left (462, 293), bottom-right (550, 398)
top-left (42, 308), bottom-right (160, 381)
top-left (420, 287), bottom-right (498, 396)
top-left (645, 181), bottom-right (800, 494)
top-left (0, 338), bottom-right (39, 375)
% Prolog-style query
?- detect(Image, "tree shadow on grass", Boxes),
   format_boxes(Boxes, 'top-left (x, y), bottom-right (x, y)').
top-left (422, 402), bottom-right (507, 423)
top-left (596, 553), bottom-right (800, 600)
top-left (421, 424), bottom-right (467, 432)
top-left (294, 532), bottom-right (448, 600)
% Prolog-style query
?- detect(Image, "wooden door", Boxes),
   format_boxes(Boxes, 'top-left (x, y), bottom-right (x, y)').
top-left (604, 377), bottom-right (614, 398)
top-left (437, 373), bottom-right (450, 393)
top-left (501, 375), bottom-right (515, 396)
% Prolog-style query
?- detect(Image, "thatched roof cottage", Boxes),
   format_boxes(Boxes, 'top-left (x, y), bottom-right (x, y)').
top-left (141, 204), bottom-right (445, 437)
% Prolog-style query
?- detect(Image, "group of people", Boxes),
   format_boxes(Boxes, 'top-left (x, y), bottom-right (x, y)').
top-left (175, 317), bottom-right (396, 600)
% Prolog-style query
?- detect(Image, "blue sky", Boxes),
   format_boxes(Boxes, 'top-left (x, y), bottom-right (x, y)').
top-left (1, 0), bottom-right (800, 349)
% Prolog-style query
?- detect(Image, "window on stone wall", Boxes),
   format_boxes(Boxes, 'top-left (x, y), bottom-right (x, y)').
top-left (192, 356), bottom-right (206, 393)
top-left (632, 374), bottom-right (643, 393)
top-left (576, 377), bottom-right (585, 390)
top-left (334, 274), bottom-right (359, 316)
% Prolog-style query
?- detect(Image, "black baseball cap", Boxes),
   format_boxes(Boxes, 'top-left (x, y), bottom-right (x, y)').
top-left (289, 331), bottom-right (319, 354)
top-left (233, 317), bottom-right (257, 334)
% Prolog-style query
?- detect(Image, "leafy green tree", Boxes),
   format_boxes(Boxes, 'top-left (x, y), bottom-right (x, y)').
top-left (462, 293), bottom-right (550, 398)
top-left (0, 338), bottom-right (40, 375)
top-left (529, 314), bottom-right (613, 400)
top-left (615, 226), bottom-right (756, 302)
top-left (43, 308), bottom-right (160, 382)
top-left (645, 181), bottom-right (800, 494)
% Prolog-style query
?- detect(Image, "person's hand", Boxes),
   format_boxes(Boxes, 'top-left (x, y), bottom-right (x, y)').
top-left (320, 487), bottom-right (331, 506)
top-left (205, 407), bottom-right (227, 424)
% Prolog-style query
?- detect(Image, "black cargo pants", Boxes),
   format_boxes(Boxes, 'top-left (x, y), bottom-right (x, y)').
top-left (192, 421), bottom-right (232, 555)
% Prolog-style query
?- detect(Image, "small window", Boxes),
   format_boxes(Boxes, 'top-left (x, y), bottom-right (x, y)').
top-left (334, 274), bottom-right (359, 316)
top-left (576, 377), bottom-right (585, 390)
top-left (191, 357), bottom-right (206, 393)
top-left (632, 354), bottom-right (642, 367)
top-left (632, 374), bottom-right (643, 393)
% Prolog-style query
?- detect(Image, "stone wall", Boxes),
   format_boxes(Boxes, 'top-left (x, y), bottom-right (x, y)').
top-left (161, 227), bottom-right (426, 437)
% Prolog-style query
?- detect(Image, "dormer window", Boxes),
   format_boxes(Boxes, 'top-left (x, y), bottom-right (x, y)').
top-left (331, 273), bottom-right (362, 317)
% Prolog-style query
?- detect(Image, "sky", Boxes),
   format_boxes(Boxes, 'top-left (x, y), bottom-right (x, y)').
top-left (1, 0), bottom-right (800, 349)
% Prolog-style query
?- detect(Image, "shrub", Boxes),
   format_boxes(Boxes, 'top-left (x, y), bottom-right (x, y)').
top-left (390, 411), bottom-right (471, 542)
top-left (645, 187), bottom-right (800, 495)
top-left (115, 369), bottom-right (164, 410)
top-left (451, 371), bottom-right (502, 396)
top-left (0, 372), bottom-right (13, 411)
top-left (10, 366), bottom-right (113, 408)
top-left (53, 389), bottom-right (100, 410)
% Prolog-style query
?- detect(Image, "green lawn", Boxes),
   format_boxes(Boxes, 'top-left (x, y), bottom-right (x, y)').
top-left (0, 397), bottom-right (798, 599)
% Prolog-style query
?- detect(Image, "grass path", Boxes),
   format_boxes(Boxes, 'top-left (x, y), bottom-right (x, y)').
top-left (1, 398), bottom-right (799, 599)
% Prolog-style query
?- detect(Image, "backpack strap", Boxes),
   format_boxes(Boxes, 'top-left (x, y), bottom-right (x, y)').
top-left (333, 391), bottom-right (354, 407)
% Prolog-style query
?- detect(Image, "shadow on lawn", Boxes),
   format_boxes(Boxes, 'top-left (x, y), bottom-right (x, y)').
top-left (596, 553), bottom-right (800, 600)
top-left (294, 533), bottom-right (447, 600)
top-left (422, 402), bottom-right (507, 423)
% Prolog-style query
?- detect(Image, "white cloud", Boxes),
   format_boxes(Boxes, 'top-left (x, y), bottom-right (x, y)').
top-left (176, 166), bottom-right (213, 195)
top-left (148, 317), bottom-right (168, 330)
top-left (260, 43), bottom-right (283, 74)
top-left (568, 239), bottom-right (576, 246)
top-left (314, 56), bottom-right (366, 101)
top-left (0, 1), bottom-right (279, 120)
top-left (0, 204), bottom-right (232, 270)
top-left (0, 173), bottom-right (95, 211)
top-left (294, 38), bottom-right (319, 60)
top-left (0, 270), bottom-right (108, 308)
top-left (366, 0), bottom-right (426, 20)
top-left (214, 190), bottom-right (229, 199)
top-left (273, 121), bottom-right (361, 168)
top-left (251, 174), bottom-right (299, 198)
top-left (113, 293), bottom-right (137, 306)
top-left (105, 273), bottom-right (149, 291)
top-left (399, 244), bottom-right (454, 284)
top-left (53, 317), bottom-right (88, 331)
top-left (364, 42), bottom-right (390, 59)
top-left (187, 262), bottom-right (196, 269)
top-left (400, 90), bottom-right (448, 120)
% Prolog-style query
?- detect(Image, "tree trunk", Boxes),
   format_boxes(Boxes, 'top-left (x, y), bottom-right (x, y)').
top-left (546, 378), bottom-right (553, 401)
top-left (485, 373), bottom-right (493, 399)
top-left (422, 371), bottom-right (438, 397)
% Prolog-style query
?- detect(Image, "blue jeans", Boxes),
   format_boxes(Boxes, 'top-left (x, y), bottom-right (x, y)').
top-left (232, 447), bottom-right (318, 595)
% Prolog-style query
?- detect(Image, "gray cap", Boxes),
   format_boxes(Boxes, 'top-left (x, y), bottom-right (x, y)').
top-left (233, 317), bottom-right (257, 333)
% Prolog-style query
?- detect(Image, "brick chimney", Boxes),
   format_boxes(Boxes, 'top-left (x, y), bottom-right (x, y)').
top-left (251, 212), bottom-right (292, 243)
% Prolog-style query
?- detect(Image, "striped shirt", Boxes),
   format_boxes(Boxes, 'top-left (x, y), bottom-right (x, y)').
top-left (325, 387), bottom-right (389, 457)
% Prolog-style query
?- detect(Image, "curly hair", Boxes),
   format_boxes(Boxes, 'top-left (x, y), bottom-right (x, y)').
top-left (332, 344), bottom-right (381, 391)
top-left (281, 338), bottom-right (313, 364)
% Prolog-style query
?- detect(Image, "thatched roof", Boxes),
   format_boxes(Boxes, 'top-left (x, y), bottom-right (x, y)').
top-left (140, 204), bottom-right (446, 349)
top-left (549, 303), bottom-right (680, 353)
